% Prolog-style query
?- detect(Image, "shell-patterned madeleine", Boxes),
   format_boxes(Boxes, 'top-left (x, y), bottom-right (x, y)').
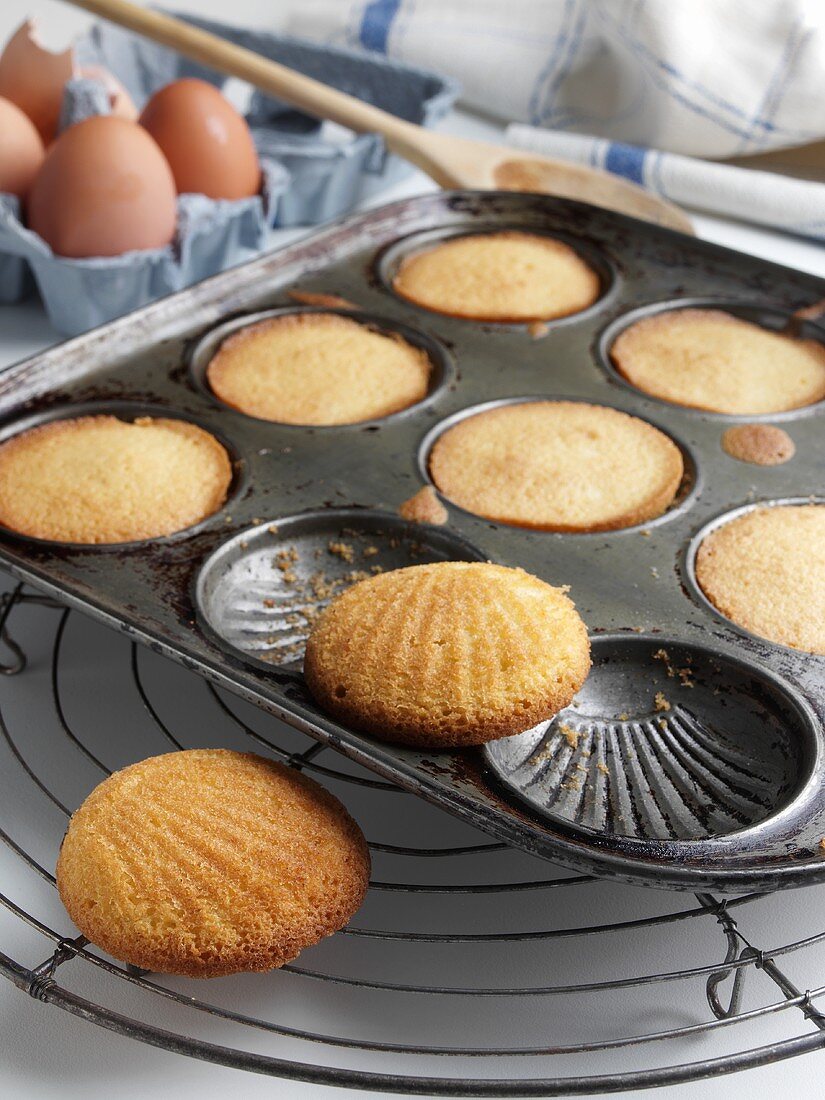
top-left (56, 749), bottom-right (370, 977)
top-left (304, 561), bottom-right (591, 748)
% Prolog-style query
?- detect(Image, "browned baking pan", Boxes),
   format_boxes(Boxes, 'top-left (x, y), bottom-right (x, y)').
top-left (0, 191), bottom-right (822, 892)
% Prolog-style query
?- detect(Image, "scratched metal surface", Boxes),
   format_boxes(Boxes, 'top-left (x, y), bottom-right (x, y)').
top-left (0, 191), bottom-right (822, 891)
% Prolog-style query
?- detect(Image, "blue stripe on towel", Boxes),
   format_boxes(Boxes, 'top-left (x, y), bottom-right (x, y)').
top-left (359, 0), bottom-right (402, 52)
top-left (604, 142), bottom-right (647, 185)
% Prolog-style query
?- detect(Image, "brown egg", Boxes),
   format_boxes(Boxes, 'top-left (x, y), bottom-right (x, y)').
top-left (0, 20), bottom-right (73, 144)
top-left (0, 96), bottom-right (45, 198)
top-left (28, 116), bottom-right (177, 258)
top-left (140, 78), bottom-right (260, 200)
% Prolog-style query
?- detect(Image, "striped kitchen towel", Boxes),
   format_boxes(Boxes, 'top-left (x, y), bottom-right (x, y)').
top-left (505, 126), bottom-right (825, 240)
top-left (283, 0), bottom-right (825, 159)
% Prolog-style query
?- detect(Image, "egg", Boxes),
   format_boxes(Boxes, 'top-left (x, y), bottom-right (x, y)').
top-left (28, 116), bottom-right (177, 258)
top-left (0, 96), bottom-right (45, 199)
top-left (140, 78), bottom-right (260, 200)
top-left (0, 20), bottom-right (73, 144)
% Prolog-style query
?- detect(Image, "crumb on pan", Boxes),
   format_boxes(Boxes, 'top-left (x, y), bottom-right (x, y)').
top-left (328, 540), bottom-right (355, 563)
top-left (558, 723), bottom-right (579, 748)
top-left (722, 423), bottom-right (795, 466)
top-left (398, 486), bottom-right (448, 526)
top-left (273, 547), bottom-right (299, 583)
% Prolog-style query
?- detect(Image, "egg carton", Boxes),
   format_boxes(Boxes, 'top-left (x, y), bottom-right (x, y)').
top-left (0, 190), bottom-right (822, 894)
top-left (0, 15), bottom-right (457, 333)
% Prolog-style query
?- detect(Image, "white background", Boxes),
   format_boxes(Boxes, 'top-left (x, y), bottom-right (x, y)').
top-left (1, 3), bottom-right (825, 1099)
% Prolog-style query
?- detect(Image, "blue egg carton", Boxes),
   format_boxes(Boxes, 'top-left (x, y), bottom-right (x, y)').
top-left (0, 14), bottom-right (458, 334)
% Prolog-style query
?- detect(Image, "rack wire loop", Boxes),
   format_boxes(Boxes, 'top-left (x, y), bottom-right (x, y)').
top-left (699, 892), bottom-right (753, 1020)
top-left (27, 936), bottom-right (87, 1000)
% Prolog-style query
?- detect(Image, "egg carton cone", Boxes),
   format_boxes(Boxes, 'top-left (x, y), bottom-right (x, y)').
top-left (0, 198), bottom-right (31, 305)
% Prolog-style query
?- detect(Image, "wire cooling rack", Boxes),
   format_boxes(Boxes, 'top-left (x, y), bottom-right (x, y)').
top-left (2, 579), bottom-right (825, 1096)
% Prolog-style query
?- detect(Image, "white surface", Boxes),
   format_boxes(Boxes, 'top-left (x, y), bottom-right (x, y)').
top-left (2, 5), bottom-right (825, 1100)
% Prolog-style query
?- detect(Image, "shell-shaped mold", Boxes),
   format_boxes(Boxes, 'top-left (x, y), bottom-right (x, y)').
top-left (195, 509), bottom-right (485, 669)
top-left (485, 637), bottom-right (816, 842)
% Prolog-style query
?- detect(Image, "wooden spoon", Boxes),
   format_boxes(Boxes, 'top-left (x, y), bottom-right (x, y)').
top-left (66, 0), bottom-right (693, 234)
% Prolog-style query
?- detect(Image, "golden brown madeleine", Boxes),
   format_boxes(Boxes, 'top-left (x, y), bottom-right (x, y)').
top-left (611, 309), bottom-right (825, 415)
top-left (429, 401), bottom-right (683, 532)
top-left (695, 504), bottom-right (825, 654)
top-left (56, 750), bottom-right (370, 977)
top-left (0, 415), bottom-right (231, 543)
top-left (206, 312), bottom-right (431, 425)
top-left (392, 231), bottom-right (600, 321)
top-left (304, 561), bottom-right (591, 748)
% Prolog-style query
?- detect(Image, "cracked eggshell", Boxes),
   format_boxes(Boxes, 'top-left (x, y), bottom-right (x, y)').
top-left (0, 21), bottom-right (138, 145)
top-left (0, 20), bottom-right (74, 143)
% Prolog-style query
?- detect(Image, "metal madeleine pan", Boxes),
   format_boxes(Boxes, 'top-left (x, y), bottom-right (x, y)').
top-left (0, 190), bottom-right (822, 892)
